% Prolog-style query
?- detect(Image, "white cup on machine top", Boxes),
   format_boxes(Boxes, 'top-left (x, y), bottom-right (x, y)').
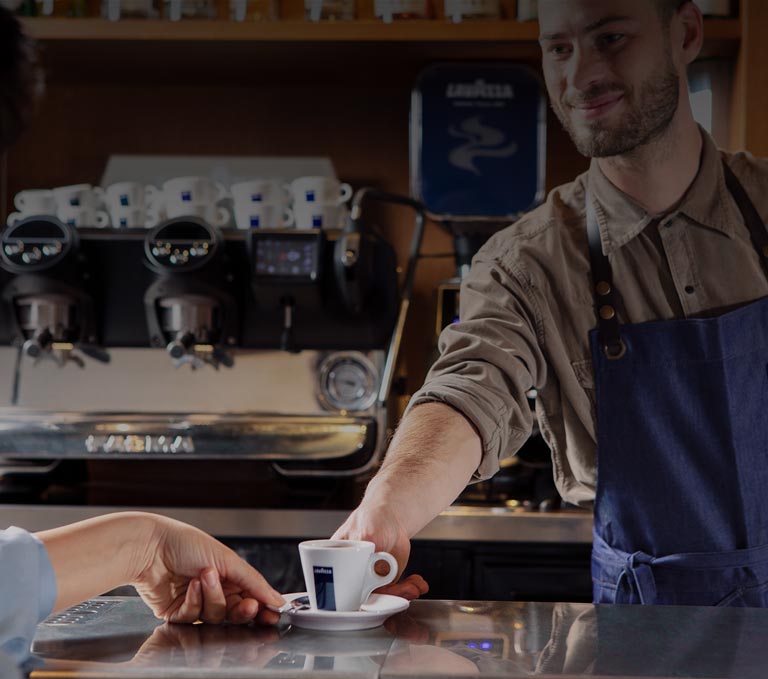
top-left (104, 182), bottom-right (162, 228)
top-left (289, 176), bottom-right (353, 206)
top-left (234, 204), bottom-right (295, 230)
top-left (57, 206), bottom-right (110, 228)
top-left (13, 189), bottom-right (57, 215)
top-left (160, 176), bottom-right (230, 227)
top-left (52, 184), bottom-right (105, 212)
top-left (293, 204), bottom-right (345, 230)
top-left (230, 179), bottom-right (291, 206)
top-left (298, 539), bottom-right (398, 612)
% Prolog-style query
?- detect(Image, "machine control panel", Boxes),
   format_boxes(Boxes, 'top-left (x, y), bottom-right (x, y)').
top-left (0, 218), bottom-right (73, 272)
top-left (250, 231), bottom-right (322, 281)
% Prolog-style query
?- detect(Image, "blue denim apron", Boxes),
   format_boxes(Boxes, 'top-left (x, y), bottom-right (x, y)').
top-left (588, 163), bottom-right (768, 606)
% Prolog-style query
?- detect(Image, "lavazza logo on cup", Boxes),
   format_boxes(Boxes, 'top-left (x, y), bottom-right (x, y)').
top-left (299, 539), bottom-right (398, 612)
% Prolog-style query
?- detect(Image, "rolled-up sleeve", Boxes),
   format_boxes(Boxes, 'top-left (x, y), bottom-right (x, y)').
top-left (0, 527), bottom-right (57, 664)
top-left (406, 251), bottom-right (546, 480)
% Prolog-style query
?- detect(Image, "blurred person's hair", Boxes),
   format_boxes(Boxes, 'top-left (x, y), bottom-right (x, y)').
top-left (0, 5), bottom-right (43, 152)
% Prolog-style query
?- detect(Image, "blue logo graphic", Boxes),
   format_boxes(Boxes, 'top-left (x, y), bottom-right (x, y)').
top-left (69, 197), bottom-right (80, 207)
top-left (312, 215), bottom-right (322, 228)
top-left (313, 566), bottom-right (336, 610)
top-left (250, 216), bottom-right (260, 227)
top-left (448, 116), bottom-right (518, 175)
top-left (251, 193), bottom-right (263, 202)
top-left (306, 190), bottom-right (316, 203)
top-left (119, 194), bottom-right (130, 207)
top-left (181, 191), bottom-right (192, 202)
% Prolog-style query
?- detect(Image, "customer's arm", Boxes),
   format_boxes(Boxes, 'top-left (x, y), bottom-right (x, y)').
top-left (36, 512), bottom-right (284, 624)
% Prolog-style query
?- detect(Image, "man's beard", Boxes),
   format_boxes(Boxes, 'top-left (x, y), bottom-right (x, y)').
top-left (552, 54), bottom-right (680, 158)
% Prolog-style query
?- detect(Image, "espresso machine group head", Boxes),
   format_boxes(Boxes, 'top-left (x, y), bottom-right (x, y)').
top-left (0, 217), bottom-right (107, 367)
top-left (143, 218), bottom-right (238, 370)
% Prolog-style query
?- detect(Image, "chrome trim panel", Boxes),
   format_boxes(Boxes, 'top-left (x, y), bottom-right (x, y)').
top-left (0, 410), bottom-right (374, 461)
top-left (0, 505), bottom-right (593, 543)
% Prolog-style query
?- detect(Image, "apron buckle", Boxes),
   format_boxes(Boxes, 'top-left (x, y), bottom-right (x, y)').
top-left (603, 339), bottom-right (627, 360)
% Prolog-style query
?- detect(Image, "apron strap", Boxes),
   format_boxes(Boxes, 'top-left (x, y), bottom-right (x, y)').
top-left (722, 163), bottom-right (768, 280)
top-left (586, 191), bottom-right (625, 359)
top-left (587, 160), bottom-right (768, 358)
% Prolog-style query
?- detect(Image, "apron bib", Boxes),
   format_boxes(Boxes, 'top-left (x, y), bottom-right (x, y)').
top-left (588, 163), bottom-right (768, 606)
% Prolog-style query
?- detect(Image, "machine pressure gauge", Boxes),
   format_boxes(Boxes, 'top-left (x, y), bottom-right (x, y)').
top-left (317, 352), bottom-right (379, 413)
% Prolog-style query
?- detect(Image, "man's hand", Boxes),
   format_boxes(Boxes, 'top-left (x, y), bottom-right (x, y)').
top-left (332, 502), bottom-right (429, 601)
top-left (132, 515), bottom-right (285, 624)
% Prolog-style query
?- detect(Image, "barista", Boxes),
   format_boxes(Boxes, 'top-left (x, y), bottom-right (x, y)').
top-left (336, 0), bottom-right (768, 606)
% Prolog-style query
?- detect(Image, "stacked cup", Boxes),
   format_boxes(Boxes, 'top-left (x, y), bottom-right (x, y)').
top-left (104, 182), bottom-right (163, 228)
top-left (159, 176), bottom-right (230, 228)
top-left (289, 176), bottom-right (352, 230)
top-left (6, 189), bottom-right (58, 226)
top-left (52, 184), bottom-right (110, 228)
top-left (230, 179), bottom-right (294, 230)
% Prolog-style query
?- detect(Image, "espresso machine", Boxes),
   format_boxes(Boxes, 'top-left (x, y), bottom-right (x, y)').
top-left (0, 167), bottom-right (424, 509)
top-left (411, 63), bottom-right (557, 509)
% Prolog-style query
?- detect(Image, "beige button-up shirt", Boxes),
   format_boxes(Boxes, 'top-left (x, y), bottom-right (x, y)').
top-left (409, 131), bottom-right (768, 507)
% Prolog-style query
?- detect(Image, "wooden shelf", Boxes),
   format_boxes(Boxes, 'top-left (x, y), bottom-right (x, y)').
top-left (21, 17), bottom-right (740, 43)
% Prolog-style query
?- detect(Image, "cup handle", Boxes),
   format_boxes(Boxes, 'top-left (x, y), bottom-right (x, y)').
top-left (215, 183), bottom-right (229, 203)
top-left (338, 183), bottom-right (353, 205)
top-left (6, 212), bottom-right (23, 227)
top-left (145, 185), bottom-right (160, 205)
top-left (214, 206), bottom-right (229, 227)
top-left (360, 552), bottom-right (398, 605)
top-left (92, 187), bottom-right (106, 203)
top-left (283, 207), bottom-right (295, 227)
top-left (95, 211), bottom-right (110, 228)
top-left (14, 195), bottom-right (26, 211)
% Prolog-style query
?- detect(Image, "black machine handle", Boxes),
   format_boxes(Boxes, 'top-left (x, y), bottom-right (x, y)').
top-left (335, 188), bottom-right (427, 404)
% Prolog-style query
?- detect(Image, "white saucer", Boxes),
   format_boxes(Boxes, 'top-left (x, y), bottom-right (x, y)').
top-left (283, 593), bottom-right (410, 631)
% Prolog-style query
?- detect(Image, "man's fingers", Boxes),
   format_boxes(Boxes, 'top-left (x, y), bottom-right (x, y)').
top-left (200, 568), bottom-right (227, 624)
top-left (255, 608), bottom-right (281, 626)
top-left (377, 574), bottom-right (430, 601)
top-left (167, 579), bottom-right (202, 624)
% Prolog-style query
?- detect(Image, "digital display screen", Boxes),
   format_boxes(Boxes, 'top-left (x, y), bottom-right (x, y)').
top-left (253, 236), bottom-right (320, 279)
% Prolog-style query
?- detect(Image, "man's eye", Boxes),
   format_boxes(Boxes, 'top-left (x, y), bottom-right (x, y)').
top-left (600, 33), bottom-right (626, 47)
top-left (549, 44), bottom-right (573, 58)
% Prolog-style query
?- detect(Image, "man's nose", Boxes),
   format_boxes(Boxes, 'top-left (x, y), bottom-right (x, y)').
top-left (567, 46), bottom-right (612, 95)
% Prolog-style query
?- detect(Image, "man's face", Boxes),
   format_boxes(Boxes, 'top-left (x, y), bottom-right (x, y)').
top-left (539, 0), bottom-right (682, 158)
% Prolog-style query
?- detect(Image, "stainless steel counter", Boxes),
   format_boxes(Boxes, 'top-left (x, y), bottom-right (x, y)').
top-left (0, 505), bottom-right (593, 544)
top-left (30, 596), bottom-right (768, 678)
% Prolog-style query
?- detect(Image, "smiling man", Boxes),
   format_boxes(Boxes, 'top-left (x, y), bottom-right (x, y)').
top-left (336, 0), bottom-right (768, 607)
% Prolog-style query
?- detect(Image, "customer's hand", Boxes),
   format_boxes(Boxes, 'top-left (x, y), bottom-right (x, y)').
top-left (132, 515), bottom-right (285, 624)
top-left (332, 504), bottom-right (429, 601)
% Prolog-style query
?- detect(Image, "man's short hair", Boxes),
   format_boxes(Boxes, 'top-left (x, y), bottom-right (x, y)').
top-left (0, 6), bottom-right (42, 152)
top-left (655, 0), bottom-right (687, 24)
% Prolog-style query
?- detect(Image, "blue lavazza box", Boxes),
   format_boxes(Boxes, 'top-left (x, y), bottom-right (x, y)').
top-left (411, 63), bottom-right (547, 221)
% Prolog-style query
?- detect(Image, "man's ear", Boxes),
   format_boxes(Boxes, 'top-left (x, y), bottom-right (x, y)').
top-left (674, 0), bottom-right (705, 66)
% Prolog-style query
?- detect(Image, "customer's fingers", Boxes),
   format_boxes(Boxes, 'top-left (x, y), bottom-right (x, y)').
top-left (225, 593), bottom-right (258, 624)
top-left (167, 579), bottom-right (202, 623)
top-left (221, 553), bottom-right (284, 609)
top-left (200, 568), bottom-right (227, 624)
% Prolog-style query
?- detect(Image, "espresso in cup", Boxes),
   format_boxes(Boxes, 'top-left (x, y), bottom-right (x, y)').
top-left (298, 539), bottom-right (397, 612)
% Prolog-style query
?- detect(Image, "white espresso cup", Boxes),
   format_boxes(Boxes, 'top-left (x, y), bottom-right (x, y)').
top-left (57, 206), bottom-right (110, 228)
top-left (162, 176), bottom-right (227, 207)
top-left (14, 189), bottom-right (57, 215)
top-left (294, 204), bottom-right (344, 230)
top-left (231, 179), bottom-right (290, 206)
top-left (164, 202), bottom-right (229, 228)
top-left (299, 539), bottom-right (398, 612)
top-left (289, 176), bottom-right (353, 206)
top-left (234, 204), bottom-right (294, 229)
top-left (105, 182), bottom-right (160, 211)
top-left (109, 206), bottom-right (161, 228)
top-left (52, 184), bottom-right (105, 211)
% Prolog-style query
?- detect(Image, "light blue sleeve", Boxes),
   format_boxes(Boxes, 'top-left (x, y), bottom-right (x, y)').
top-left (0, 527), bottom-right (57, 665)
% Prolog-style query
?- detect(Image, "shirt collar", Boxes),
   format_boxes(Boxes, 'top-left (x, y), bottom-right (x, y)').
top-left (587, 128), bottom-right (737, 255)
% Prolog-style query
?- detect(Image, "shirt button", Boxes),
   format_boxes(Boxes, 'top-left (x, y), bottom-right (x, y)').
top-left (685, 285), bottom-right (695, 294)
